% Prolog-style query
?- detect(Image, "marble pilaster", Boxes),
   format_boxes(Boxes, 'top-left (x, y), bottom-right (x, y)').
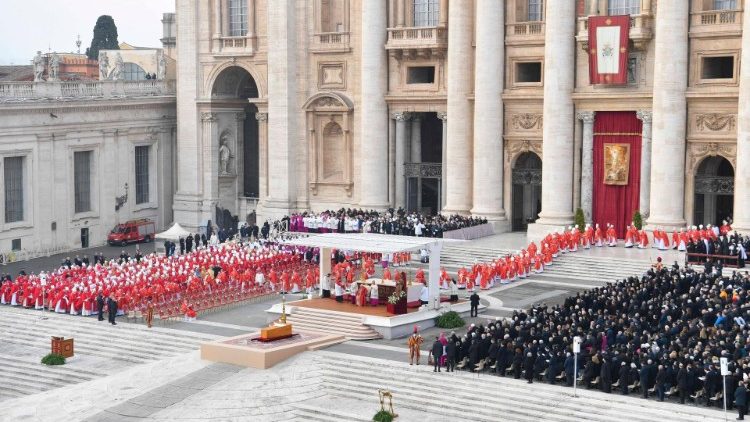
top-left (256, 112), bottom-right (268, 199)
top-left (443, 0), bottom-right (474, 215)
top-left (636, 110), bottom-right (653, 218)
top-left (200, 112), bottom-right (219, 220)
top-left (734, 11), bottom-right (750, 231)
top-left (359, 0), bottom-right (389, 210)
top-left (438, 112), bottom-right (448, 210)
top-left (410, 117), bottom-right (421, 163)
top-left (471, 0), bottom-right (506, 223)
top-left (394, 112), bottom-right (411, 209)
top-left (646, 1), bottom-right (689, 230)
top-left (577, 111), bottom-right (595, 222)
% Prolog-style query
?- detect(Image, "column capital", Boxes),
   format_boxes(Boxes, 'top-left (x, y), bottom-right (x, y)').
top-left (201, 112), bottom-right (217, 122)
top-left (437, 111), bottom-right (447, 121)
top-left (392, 111), bottom-right (411, 121)
top-left (255, 112), bottom-right (268, 122)
top-left (636, 110), bottom-right (653, 123)
top-left (576, 111), bottom-right (596, 123)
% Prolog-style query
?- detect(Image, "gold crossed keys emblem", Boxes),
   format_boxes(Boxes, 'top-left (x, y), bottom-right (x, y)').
top-left (378, 389), bottom-right (398, 418)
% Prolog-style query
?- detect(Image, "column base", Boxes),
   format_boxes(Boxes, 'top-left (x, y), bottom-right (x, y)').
top-left (644, 215), bottom-right (686, 232)
top-left (442, 204), bottom-right (472, 216)
top-left (471, 209), bottom-right (510, 233)
top-left (258, 198), bottom-right (294, 222)
top-left (526, 219), bottom-right (573, 241)
top-left (172, 193), bottom-right (204, 232)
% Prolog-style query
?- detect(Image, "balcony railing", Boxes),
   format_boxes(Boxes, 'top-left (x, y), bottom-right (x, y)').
top-left (386, 26), bottom-right (448, 51)
top-left (576, 14), bottom-right (653, 50)
top-left (0, 80), bottom-right (176, 102)
top-left (213, 35), bottom-right (256, 56)
top-left (312, 32), bottom-right (351, 52)
top-left (508, 22), bottom-right (544, 36)
top-left (698, 9), bottom-right (738, 25)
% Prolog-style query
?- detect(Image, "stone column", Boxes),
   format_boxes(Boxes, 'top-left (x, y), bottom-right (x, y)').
top-left (235, 112), bottom-right (246, 210)
top-left (247, 0), bottom-right (256, 37)
top-left (256, 112), bottom-right (269, 199)
top-left (213, 0), bottom-right (222, 50)
top-left (264, 0), bottom-right (296, 218)
top-left (438, 112), bottom-right (448, 210)
top-left (394, 112), bottom-right (411, 209)
top-left (410, 117), bottom-right (421, 163)
top-left (396, 0), bottom-right (405, 27)
top-left (588, 0), bottom-right (598, 15)
top-left (577, 111), bottom-right (595, 222)
top-left (439, 0), bottom-right (448, 27)
top-left (734, 11), bottom-right (750, 231)
top-left (359, 0), bottom-right (389, 209)
top-left (636, 110), bottom-right (653, 218)
top-left (201, 112), bottom-right (219, 220)
top-left (173, 0), bottom-right (202, 229)
top-left (444, 0), bottom-right (473, 215)
top-left (471, 0), bottom-right (506, 225)
top-left (646, 0), bottom-right (689, 230)
top-left (531, 0), bottom-right (576, 235)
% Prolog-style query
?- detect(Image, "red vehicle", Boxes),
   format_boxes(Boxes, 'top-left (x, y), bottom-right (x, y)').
top-left (107, 219), bottom-right (156, 246)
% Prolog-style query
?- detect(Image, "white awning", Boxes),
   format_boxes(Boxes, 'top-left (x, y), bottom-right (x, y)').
top-left (155, 222), bottom-right (191, 241)
top-left (282, 232), bottom-right (460, 254)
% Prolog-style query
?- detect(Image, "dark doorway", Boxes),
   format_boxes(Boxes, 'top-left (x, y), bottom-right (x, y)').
top-left (511, 152), bottom-right (542, 231)
top-left (80, 228), bottom-right (89, 248)
top-left (405, 112), bottom-right (443, 214)
top-left (694, 156), bottom-right (734, 226)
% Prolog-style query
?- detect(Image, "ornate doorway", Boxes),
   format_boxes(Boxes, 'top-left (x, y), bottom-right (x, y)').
top-left (693, 156), bottom-right (734, 227)
top-left (511, 152), bottom-right (542, 231)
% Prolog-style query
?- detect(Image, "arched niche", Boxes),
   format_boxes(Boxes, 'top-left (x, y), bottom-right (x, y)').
top-left (303, 92), bottom-right (354, 196)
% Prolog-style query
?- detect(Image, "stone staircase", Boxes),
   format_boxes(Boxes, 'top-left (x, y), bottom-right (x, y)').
top-left (312, 351), bottom-right (725, 422)
top-left (285, 307), bottom-right (382, 340)
top-left (412, 244), bottom-right (652, 285)
top-left (0, 306), bottom-right (219, 401)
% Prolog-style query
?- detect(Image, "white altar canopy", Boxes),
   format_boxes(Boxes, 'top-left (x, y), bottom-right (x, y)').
top-left (283, 233), bottom-right (460, 310)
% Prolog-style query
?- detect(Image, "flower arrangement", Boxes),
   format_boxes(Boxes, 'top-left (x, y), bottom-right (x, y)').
top-left (386, 290), bottom-right (406, 305)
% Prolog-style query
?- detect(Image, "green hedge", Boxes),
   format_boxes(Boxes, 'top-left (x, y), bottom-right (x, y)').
top-left (373, 410), bottom-right (394, 422)
top-left (41, 353), bottom-right (66, 366)
top-left (574, 208), bottom-right (585, 232)
top-left (435, 311), bottom-right (465, 329)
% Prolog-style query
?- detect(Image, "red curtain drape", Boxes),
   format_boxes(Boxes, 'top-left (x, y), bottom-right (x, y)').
top-left (592, 111), bottom-right (642, 238)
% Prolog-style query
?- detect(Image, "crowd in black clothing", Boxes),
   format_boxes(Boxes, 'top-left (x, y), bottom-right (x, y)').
top-left (439, 264), bottom-right (750, 414)
top-left (687, 232), bottom-right (749, 268)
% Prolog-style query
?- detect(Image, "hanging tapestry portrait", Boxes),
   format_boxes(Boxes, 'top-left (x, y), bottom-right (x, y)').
top-left (603, 143), bottom-right (630, 185)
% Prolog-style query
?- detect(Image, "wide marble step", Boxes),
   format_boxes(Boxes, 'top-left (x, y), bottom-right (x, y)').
top-left (313, 352), bottom-right (723, 422)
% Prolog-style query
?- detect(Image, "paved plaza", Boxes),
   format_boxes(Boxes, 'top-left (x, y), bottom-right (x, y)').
top-left (0, 234), bottom-right (723, 421)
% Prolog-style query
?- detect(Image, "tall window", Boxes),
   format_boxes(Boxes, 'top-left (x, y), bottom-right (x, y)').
top-left (528, 0), bottom-right (544, 21)
top-left (714, 0), bottom-right (737, 10)
top-left (608, 0), bottom-right (640, 15)
top-left (74, 151), bottom-right (92, 213)
top-left (229, 0), bottom-right (248, 36)
top-left (135, 146), bottom-right (150, 204)
top-left (413, 0), bottom-right (439, 27)
top-left (4, 157), bottom-right (24, 223)
top-left (123, 63), bottom-right (146, 80)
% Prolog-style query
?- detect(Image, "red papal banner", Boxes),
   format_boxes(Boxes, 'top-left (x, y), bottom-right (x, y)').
top-left (588, 15), bottom-right (630, 85)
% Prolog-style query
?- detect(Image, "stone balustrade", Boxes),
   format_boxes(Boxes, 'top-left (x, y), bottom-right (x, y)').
top-left (694, 9), bottom-right (741, 25)
top-left (576, 13), bottom-right (653, 50)
top-left (311, 32), bottom-right (351, 53)
top-left (508, 22), bottom-right (544, 36)
top-left (0, 79), bottom-right (176, 102)
top-left (386, 26), bottom-right (448, 54)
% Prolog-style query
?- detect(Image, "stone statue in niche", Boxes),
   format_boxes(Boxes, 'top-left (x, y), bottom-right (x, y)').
top-left (219, 131), bottom-right (234, 175)
top-left (99, 52), bottom-right (109, 79)
top-left (111, 53), bottom-right (124, 81)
